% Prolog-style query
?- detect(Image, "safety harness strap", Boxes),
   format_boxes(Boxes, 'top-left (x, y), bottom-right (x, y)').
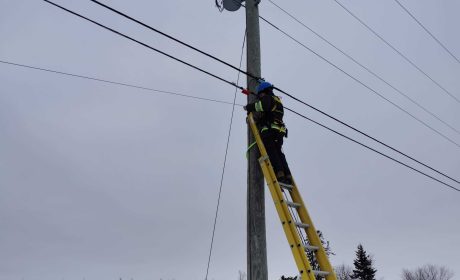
top-left (246, 141), bottom-right (258, 158)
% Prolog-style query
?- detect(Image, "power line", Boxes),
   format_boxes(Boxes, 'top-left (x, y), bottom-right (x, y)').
top-left (256, 13), bottom-right (460, 149)
top-left (205, 31), bottom-right (246, 280)
top-left (267, 0), bottom-right (460, 136)
top-left (42, 0), bottom-right (244, 91)
top-left (4, 58), bottom-right (458, 192)
top-left (284, 107), bottom-right (459, 192)
top-left (276, 83), bottom-right (460, 186)
top-left (40, 0), bottom-right (460, 190)
top-left (82, 0), bottom-right (460, 148)
top-left (58, 0), bottom-right (460, 184)
top-left (393, 0), bottom-right (460, 64)
top-left (332, 0), bottom-right (460, 104)
top-left (237, 3), bottom-right (460, 186)
top-left (88, 0), bottom-right (260, 82)
top-left (0, 60), bottom-right (238, 106)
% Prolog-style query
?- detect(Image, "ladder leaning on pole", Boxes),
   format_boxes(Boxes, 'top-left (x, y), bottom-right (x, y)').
top-left (247, 113), bottom-right (337, 280)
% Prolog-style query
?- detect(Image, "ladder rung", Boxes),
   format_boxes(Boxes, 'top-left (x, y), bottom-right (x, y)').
top-left (286, 201), bottom-right (301, 208)
top-left (294, 222), bottom-right (309, 229)
top-left (278, 182), bottom-right (293, 191)
top-left (258, 155), bottom-right (269, 163)
top-left (313, 270), bottom-right (330, 277)
top-left (303, 244), bottom-right (319, 252)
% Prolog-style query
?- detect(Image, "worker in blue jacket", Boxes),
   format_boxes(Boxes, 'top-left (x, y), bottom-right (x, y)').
top-left (244, 81), bottom-right (292, 185)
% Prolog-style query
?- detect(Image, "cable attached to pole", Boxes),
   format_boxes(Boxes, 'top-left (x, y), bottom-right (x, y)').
top-left (275, 86), bottom-right (460, 185)
top-left (89, 0), bottom-right (260, 81)
top-left (204, 31), bottom-right (246, 280)
top-left (255, 12), bottom-right (460, 149)
top-left (57, 0), bottom-right (460, 181)
top-left (0, 60), bottom-right (238, 106)
top-left (284, 107), bottom-right (460, 192)
top-left (267, 0), bottom-right (460, 136)
top-left (42, 0), bottom-right (243, 91)
top-left (332, 0), bottom-right (460, 104)
top-left (393, 0), bottom-right (460, 64)
top-left (41, 0), bottom-right (460, 191)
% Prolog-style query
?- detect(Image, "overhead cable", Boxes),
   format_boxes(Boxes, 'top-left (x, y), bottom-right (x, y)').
top-left (0, 60), bottom-right (237, 106)
top-left (332, 0), bottom-right (460, 104)
top-left (42, 0), bottom-right (244, 92)
top-left (393, 0), bottom-right (460, 64)
top-left (284, 107), bottom-right (459, 192)
top-left (267, 0), bottom-right (460, 136)
top-left (51, 0), bottom-right (460, 183)
top-left (84, 0), bottom-right (460, 148)
top-left (4, 58), bottom-right (458, 191)
top-left (276, 83), bottom-right (460, 186)
top-left (205, 31), bottom-right (246, 280)
top-left (256, 13), bottom-right (460, 149)
top-left (41, 0), bottom-right (460, 191)
top-left (89, 0), bottom-right (260, 81)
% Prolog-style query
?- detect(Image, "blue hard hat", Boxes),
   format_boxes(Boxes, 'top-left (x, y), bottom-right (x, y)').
top-left (256, 81), bottom-right (273, 94)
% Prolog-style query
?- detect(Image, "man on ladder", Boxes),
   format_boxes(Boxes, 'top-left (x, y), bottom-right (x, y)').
top-left (244, 81), bottom-right (292, 185)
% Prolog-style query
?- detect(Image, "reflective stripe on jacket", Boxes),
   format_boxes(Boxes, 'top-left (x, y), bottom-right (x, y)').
top-left (261, 123), bottom-right (287, 134)
top-left (246, 94), bottom-right (286, 133)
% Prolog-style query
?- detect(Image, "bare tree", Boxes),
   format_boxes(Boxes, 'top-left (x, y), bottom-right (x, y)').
top-left (238, 270), bottom-right (247, 280)
top-left (335, 264), bottom-right (353, 280)
top-left (306, 230), bottom-right (335, 271)
top-left (402, 264), bottom-right (454, 280)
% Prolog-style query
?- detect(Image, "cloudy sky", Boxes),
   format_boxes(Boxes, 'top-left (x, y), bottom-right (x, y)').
top-left (1, 0), bottom-right (459, 280)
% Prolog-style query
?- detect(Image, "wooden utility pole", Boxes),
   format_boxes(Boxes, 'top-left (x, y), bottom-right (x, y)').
top-left (246, 0), bottom-right (267, 280)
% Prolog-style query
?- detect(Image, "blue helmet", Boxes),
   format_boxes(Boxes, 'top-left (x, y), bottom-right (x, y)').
top-left (256, 81), bottom-right (273, 94)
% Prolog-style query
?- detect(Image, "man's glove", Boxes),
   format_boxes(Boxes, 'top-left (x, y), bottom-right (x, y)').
top-left (243, 105), bottom-right (250, 115)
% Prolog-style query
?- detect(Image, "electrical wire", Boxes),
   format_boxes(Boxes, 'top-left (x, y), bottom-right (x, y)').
top-left (82, 0), bottom-right (460, 148)
top-left (66, 1), bottom-right (460, 143)
top-left (204, 31), bottom-right (246, 280)
top-left (98, 0), bottom-right (456, 146)
top-left (215, 0), bottom-right (225, 12)
top-left (278, 85), bottom-right (460, 186)
top-left (332, 0), bottom-right (460, 104)
top-left (0, 60), bottom-right (239, 106)
top-left (393, 0), bottom-right (460, 64)
top-left (40, 0), bottom-right (460, 191)
top-left (267, 0), bottom-right (460, 136)
top-left (47, 0), bottom-right (460, 184)
top-left (3, 59), bottom-right (458, 191)
top-left (89, 0), bottom-right (260, 81)
top-left (42, 0), bottom-right (243, 91)
top-left (284, 107), bottom-right (460, 192)
top-left (254, 12), bottom-right (460, 183)
top-left (239, 4), bottom-right (460, 181)
top-left (256, 13), bottom-right (460, 149)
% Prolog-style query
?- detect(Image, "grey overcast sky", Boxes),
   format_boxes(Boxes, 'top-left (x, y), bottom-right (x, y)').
top-left (1, 0), bottom-right (459, 280)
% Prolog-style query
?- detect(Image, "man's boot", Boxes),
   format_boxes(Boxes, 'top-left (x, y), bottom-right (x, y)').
top-left (277, 171), bottom-right (290, 185)
top-left (286, 174), bottom-right (293, 185)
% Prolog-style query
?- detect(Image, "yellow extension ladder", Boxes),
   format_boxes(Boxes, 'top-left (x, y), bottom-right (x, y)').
top-left (248, 113), bottom-right (337, 280)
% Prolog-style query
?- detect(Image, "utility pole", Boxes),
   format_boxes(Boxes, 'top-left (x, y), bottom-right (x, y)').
top-left (246, 0), bottom-right (267, 280)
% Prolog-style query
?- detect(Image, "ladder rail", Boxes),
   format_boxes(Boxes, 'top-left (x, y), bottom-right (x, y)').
top-left (258, 158), bottom-right (316, 280)
top-left (247, 113), bottom-right (337, 280)
top-left (248, 113), bottom-right (315, 280)
top-left (289, 182), bottom-right (336, 280)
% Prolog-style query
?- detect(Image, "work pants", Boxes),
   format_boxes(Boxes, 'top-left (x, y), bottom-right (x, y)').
top-left (261, 128), bottom-right (291, 178)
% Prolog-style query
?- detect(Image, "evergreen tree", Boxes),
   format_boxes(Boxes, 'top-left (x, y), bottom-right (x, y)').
top-left (350, 244), bottom-right (377, 280)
